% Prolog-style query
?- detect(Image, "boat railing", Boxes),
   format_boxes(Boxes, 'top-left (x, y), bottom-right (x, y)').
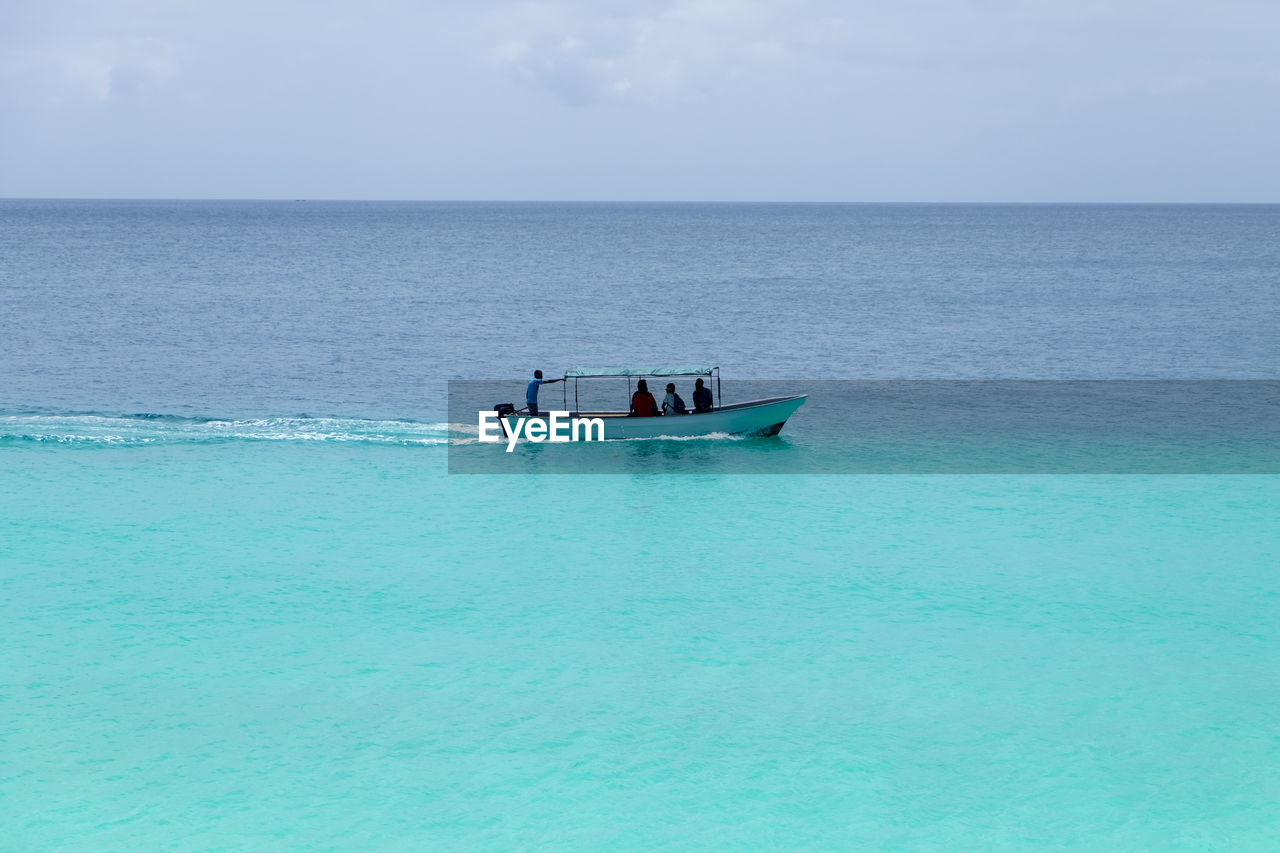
top-left (561, 366), bottom-right (722, 414)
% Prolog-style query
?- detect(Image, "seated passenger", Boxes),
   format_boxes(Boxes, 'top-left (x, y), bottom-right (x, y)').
top-left (662, 383), bottom-right (688, 416)
top-left (693, 377), bottom-right (713, 412)
top-left (630, 379), bottom-right (659, 417)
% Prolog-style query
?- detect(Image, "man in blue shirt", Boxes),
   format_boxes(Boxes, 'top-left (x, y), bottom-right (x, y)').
top-left (526, 370), bottom-right (564, 416)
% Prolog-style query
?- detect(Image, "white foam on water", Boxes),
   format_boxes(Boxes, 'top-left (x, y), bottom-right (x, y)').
top-left (617, 431), bottom-right (746, 442)
top-left (0, 413), bottom-right (454, 447)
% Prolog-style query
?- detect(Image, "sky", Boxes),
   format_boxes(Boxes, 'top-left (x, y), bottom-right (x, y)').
top-left (1, 0), bottom-right (1277, 201)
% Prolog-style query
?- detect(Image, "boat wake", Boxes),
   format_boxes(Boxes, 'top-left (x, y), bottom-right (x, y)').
top-left (0, 412), bottom-right (457, 447)
top-left (616, 431), bottom-right (746, 442)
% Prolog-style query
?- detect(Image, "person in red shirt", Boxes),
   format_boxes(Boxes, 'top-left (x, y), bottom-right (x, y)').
top-left (630, 379), bottom-right (659, 416)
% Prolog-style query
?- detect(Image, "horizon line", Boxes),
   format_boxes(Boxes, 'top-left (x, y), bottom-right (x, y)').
top-left (3, 197), bottom-right (1279, 206)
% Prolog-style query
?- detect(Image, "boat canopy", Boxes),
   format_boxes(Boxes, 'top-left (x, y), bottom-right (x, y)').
top-left (565, 365), bottom-right (716, 378)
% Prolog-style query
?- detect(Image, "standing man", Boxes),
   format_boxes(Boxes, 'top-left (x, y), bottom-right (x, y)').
top-left (526, 370), bottom-right (564, 416)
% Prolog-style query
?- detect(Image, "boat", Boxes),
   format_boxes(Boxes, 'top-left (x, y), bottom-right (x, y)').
top-left (497, 366), bottom-right (806, 440)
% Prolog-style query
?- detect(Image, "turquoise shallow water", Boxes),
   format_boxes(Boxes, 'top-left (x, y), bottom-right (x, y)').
top-left (4, 442), bottom-right (1278, 848)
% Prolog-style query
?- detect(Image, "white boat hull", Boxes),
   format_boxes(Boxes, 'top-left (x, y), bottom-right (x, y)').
top-left (505, 395), bottom-right (806, 440)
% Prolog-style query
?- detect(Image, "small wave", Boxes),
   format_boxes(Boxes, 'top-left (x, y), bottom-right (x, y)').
top-left (0, 412), bottom-right (453, 447)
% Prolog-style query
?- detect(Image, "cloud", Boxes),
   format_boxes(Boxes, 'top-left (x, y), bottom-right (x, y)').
top-left (472, 0), bottom-right (801, 105)
top-left (467, 0), bottom-right (1280, 107)
top-left (1, 34), bottom-right (180, 103)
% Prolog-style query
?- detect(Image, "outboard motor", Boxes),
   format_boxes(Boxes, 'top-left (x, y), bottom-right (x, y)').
top-left (493, 403), bottom-right (516, 438)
